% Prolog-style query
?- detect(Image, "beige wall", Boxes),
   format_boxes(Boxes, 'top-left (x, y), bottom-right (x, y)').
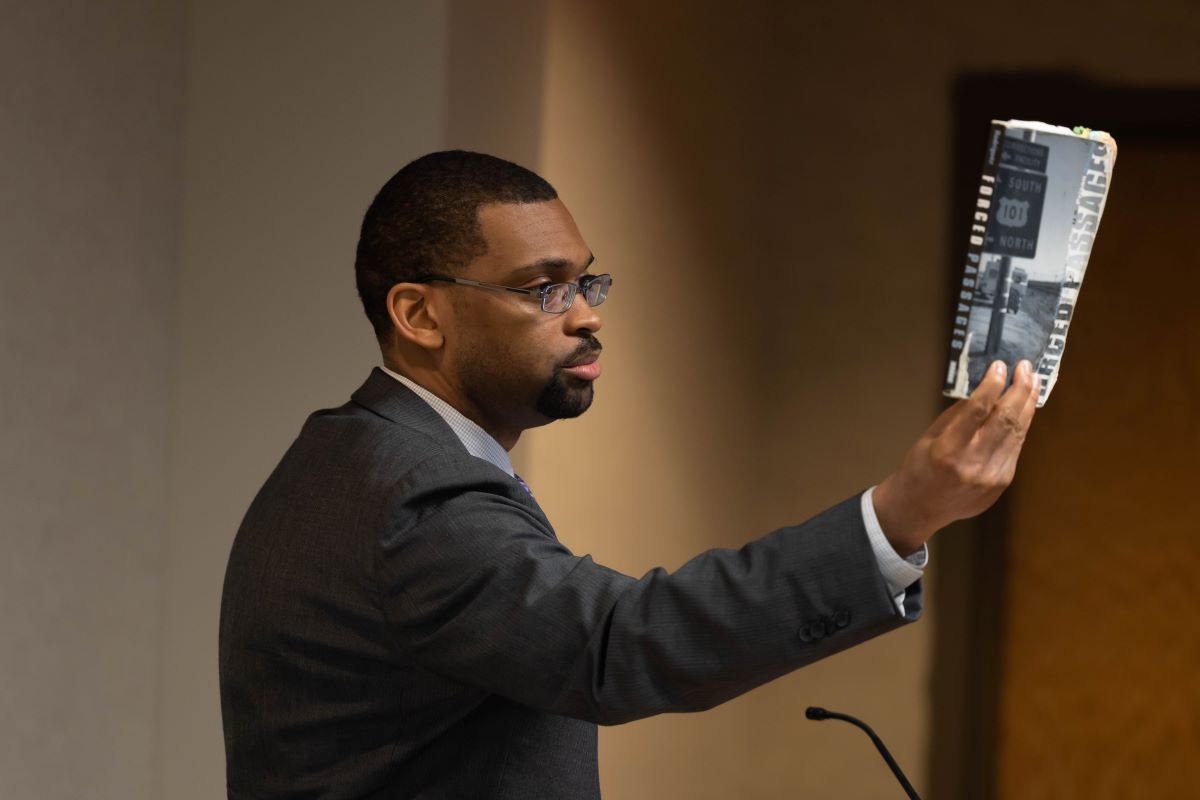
top-left (0, 3), bottom-right (186, 798)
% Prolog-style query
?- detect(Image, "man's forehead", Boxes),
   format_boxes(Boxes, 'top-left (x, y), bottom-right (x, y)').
top-left (475, 199), bottom-right (591, 273)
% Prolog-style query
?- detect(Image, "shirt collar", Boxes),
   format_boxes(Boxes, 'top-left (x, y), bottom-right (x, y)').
top-left (378, 365), bottom-right (514, 477)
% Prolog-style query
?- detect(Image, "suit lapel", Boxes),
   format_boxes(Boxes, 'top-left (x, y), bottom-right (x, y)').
top-left (350, 368), bottom-right (556, 536)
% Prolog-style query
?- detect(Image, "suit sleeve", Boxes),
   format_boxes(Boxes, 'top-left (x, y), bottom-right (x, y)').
top-left (373, 453), bottom-right (921, 726)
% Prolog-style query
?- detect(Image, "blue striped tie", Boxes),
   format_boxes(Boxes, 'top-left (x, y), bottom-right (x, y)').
top-left (514, 474), bottom-right (535, 499)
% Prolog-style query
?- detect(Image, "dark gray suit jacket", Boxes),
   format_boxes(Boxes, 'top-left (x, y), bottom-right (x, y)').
top-left (219, 368), bottom-right (921, 799)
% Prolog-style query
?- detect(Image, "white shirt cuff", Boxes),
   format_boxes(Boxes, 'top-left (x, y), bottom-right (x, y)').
top-left (861, 486), bottom-right (927, 613)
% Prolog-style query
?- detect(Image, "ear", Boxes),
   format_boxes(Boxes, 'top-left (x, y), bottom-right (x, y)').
top-left (386, 283), bottom-right (445, 351)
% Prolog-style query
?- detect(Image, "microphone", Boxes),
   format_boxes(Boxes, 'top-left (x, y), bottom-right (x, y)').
top-left (805, 706), bottom-right (921, 800)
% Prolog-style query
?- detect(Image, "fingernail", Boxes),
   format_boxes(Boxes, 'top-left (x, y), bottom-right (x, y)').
top-left (1018, 360), bottom-right (1031, 376)
top-left (993, 361), bottom-right (1006, 378)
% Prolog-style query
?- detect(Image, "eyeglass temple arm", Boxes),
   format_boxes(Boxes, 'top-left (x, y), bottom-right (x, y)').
top-left (424, 276), bottom-right (539, 297)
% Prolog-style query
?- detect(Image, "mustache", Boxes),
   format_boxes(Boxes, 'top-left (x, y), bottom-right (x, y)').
top-left (560, 336), bottom-right (602, 368)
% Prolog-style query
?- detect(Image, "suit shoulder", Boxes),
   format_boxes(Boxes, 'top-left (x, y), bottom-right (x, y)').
top-left (295, 399), bottom-right (460, 475)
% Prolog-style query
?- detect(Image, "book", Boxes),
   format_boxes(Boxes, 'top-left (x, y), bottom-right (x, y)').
top-left (943, 120), bottom-right (1117, 407)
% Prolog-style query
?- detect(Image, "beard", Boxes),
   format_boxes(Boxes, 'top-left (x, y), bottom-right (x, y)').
top-left (536, 335), bottom-right (601, 419)
top-left (535, 371), bottom-right (594, 419)
top-left (456, 333), bottom-right (602, 426)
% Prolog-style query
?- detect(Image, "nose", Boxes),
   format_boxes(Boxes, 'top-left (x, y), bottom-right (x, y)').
top-left (564, 292), bottom-right (602, 335)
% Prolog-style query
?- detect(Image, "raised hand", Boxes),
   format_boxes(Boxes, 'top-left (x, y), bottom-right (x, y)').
top-left (871, 359), bottom-right (1040, 556)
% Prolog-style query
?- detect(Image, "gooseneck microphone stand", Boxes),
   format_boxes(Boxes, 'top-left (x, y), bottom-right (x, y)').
top-left (805, 706), bottom-right (921, 800)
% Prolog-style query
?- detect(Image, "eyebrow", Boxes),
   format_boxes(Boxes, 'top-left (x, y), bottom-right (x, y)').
top-left (506, 252), bottom-right (595, 282)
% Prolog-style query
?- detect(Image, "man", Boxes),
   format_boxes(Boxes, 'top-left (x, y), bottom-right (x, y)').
top-left (219, 151), bottom-right (1038, 798)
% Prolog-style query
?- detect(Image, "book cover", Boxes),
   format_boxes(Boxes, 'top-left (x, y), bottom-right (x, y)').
top-left (944, 120), bottom-right (1117, 407)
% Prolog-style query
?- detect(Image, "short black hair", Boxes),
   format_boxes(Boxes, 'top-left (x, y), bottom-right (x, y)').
top-left (354, 150), bottom-right (558, 343)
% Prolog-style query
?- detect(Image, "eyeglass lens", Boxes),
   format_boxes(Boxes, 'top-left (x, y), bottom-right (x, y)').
top-left (542, 275), bottom-right (610, 313)
top-left (543, 283), bottom-right (575, 313)
top-left (584, 276), bottom-right (610, 306)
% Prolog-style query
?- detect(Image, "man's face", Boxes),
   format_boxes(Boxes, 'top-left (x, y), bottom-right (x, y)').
top-left (441, 199), bottom-right (603, 438)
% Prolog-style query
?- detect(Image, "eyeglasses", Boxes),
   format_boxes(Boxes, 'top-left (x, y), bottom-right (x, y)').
top-left (415, 273), bottom-right (612, 314)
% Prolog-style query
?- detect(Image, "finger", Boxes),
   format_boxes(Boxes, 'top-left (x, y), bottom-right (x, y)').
top-left (942, 360), bottom-right (1007, 447)
top-left (1017, 370), bottom-right (1039, 428)
top-left (990, 370), bottom-right (1040, 466)
top-left (975, 360), bottom-right (1036, 454)
top-left (988, 398), bottom-right (1032, 485)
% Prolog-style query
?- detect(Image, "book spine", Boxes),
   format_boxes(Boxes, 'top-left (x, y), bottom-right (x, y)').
top-left (1035, 136), bottom-right (1115, 403)
top-left (944, 121), bottom-right (1007, 395)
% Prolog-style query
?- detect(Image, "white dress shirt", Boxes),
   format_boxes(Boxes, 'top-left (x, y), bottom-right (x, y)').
top-left (380, 366), bottom-right (925, 612)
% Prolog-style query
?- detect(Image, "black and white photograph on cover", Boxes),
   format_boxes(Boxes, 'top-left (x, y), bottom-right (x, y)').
top-left (961, 129), bottom-right (1097, 393)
